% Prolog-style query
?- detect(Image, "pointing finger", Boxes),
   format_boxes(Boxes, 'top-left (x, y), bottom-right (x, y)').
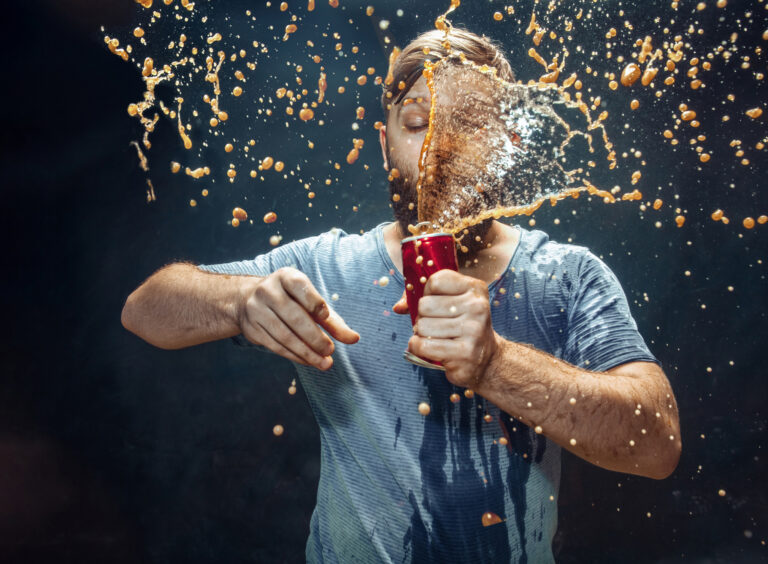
top-left (281, 269), bottom-right (330, 321)
top-left (392, 290), bottom-right (409, 315)
top-left (319, 306), bottom-right (360, 344)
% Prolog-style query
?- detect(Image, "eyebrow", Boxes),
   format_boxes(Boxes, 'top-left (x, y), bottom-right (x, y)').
top-left (396, 96), bottom-right (429, 116)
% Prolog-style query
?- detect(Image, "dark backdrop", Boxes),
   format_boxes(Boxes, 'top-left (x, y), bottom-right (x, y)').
top-left (1, 0), bottom-right (766, 562)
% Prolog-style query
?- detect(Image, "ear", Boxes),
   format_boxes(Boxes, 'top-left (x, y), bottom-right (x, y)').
top-left (379, 124), bottom-right (390, 171)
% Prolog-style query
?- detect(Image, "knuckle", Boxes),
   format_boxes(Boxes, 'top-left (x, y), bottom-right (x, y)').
top-left (256, 275), bottom-right (279, 295)
top-left (460, 342), bottom-right (475, 362)
top-left (265, 286), bottom-right (286, 307)
top-left (253, 282), bottom-right (271, 302)
top-left (273, 267), bottom-right (290, 281)
top-left (428, 271), bottom-right (445, 289)
top-left (473, 279), bottom-right (488, 293)
top-left (278, 266), bottom-right (303, 286)
top-left (310, 298), bottom-right (327, 318)
top-left (469, 299), bottom-right (486, 316)
top-left (245, 293), bottom-right (261, 314)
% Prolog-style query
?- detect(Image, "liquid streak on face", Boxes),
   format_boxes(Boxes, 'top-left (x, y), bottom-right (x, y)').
top-left (384, 76), bottom-right (493, 253)
top-left (384, 77), bottom-right (432, 235)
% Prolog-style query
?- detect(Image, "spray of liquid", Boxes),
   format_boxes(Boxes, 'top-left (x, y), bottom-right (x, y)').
top-left (105, 0), bottom-right (767, 233)
top-left (414, 56), bottom-right (616, 235)
top-left (103, 0), bottom-right (767, 526)
top-left (407, 0), bottom-right (762, 235)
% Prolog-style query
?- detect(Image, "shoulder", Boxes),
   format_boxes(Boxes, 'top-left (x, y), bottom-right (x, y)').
top-left (514, 228), bottom-right (593, 283)
top-left (197, 225), bottom-right (381, 277)
top-left (304, 223), bottom-right (384, 258)
top-left (273, 223), bottom-right (380, 256)
top-left (516, 228), bottom-right (589, 261)
top-left (290, 223), bottom-right (389, 282)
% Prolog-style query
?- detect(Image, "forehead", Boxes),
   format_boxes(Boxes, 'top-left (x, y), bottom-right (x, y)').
top-left (391, 70), bottom-right (487, 120)
top-left (391, 76), bottom-right (431, 119)
top-left (402, 75), bottom-right (430, 99)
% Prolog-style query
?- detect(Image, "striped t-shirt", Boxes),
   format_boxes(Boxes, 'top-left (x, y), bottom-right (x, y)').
top-left (199, 222), bottom-right (657, 564)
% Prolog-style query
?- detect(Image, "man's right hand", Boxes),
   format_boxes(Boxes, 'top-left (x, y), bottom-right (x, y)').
top-left (238, 267), bottom-right (360, 370)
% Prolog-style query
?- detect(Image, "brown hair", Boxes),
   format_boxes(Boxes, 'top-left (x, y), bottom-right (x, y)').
top-left (380, 28), bottom-right (515, 115)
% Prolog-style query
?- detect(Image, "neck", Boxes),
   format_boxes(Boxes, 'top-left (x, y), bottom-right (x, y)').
top-left (386, 220), bottom-right (518, 285)
top-left (394, 221), bottom-right (500, 257)
top-left (456, 221), bottom-right (505, 274)
top-left (457, 220), bottom-right (500, 258)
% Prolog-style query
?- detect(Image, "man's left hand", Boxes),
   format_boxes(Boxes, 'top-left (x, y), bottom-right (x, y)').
top-left (393, 269), bottom-right (500, 388)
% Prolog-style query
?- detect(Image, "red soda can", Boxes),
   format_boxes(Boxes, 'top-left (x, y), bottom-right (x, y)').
top-left (401, 232), bottom-right (458, 370)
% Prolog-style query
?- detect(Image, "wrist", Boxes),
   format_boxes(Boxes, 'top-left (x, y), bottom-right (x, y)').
top-left (234, 275), bottom-right (261, 331)
top-left (475, 332), bottom-right (506, 394)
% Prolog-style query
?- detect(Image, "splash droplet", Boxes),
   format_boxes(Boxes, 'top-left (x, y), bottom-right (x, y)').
top-left (481, 511), bottom-right (503, 527)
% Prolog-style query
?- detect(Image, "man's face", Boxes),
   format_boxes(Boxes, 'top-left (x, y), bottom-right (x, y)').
top-left (380, 76), bottom-right (431, 234)
top-left (380, 74), bottom-right (494, 253)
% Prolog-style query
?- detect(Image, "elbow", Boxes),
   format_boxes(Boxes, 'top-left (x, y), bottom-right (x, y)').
top-left (121, 293), bottom-right (138, 335)
top-left (647, 428), bottom-right (682, 480)
top-left (648, 443), bottom-right (681, 480)
top-left (121, 291), bottom-right (176, 349)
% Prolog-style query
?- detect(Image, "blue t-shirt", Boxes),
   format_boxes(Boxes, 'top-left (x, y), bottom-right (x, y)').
top-left (199, 222), bottom-right (657, 564)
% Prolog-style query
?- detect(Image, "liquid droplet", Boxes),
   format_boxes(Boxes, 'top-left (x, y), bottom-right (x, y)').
top-left (264, 211), bottom-right (277, 223)
top-left (481, 511), bottom-right (503, 527)
top-left (620, 63), bottom-right (642, 86)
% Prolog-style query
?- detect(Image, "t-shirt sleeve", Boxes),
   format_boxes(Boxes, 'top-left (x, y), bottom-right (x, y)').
top-left (563, 251), bottom-right (659, 372)
top-left (197, 236), bottom-right (318, 278)
top-left (197, 235), bottom-right (320, 348)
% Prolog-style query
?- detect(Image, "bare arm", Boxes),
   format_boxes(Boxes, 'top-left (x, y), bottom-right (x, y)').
top-left (399, 269), bottom-right (681, 480)
top-left (479, 343), bottom-right (681, 480)
top-left (121, 262), bottom-right (251, 350)
top-left (121, 263), bottom-right (359, 368)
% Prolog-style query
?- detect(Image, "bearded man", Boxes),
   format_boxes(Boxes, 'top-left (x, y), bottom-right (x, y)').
top-left (121, 28), bottom-right (680, 564)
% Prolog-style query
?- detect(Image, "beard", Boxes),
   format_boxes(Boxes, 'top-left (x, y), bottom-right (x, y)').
top-left (387, 148), bottom-right (494, 258)
top-left (386, 150), bottom-right (419, 237)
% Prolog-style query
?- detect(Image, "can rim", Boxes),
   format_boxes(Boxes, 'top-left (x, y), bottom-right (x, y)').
top-left (401, 232), bottom-right (454, 244)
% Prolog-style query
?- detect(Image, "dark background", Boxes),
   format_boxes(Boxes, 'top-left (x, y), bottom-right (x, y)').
top-left (1, 0), bottom-right (766, 562)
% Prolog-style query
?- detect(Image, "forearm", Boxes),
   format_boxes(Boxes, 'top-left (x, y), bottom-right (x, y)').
top-left (121, 262), bottom-right (259, 349)
top-left (477, 336), bottom-right (681, 479)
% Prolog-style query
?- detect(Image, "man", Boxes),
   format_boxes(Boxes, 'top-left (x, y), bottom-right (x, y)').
top-left (122, 28), bottom-right (681, 563)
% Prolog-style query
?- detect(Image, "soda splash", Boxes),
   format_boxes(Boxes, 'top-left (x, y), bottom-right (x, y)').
top-left (103, 0), bottom-right (767, 232)
top-left (415, 57), bottom-right (597, 234)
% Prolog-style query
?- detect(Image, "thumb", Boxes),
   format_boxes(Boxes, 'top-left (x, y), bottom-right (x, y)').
top-left (392, 290), bottom-right (409, 315)
top-left (319, 306), bottom-right (360, 344)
